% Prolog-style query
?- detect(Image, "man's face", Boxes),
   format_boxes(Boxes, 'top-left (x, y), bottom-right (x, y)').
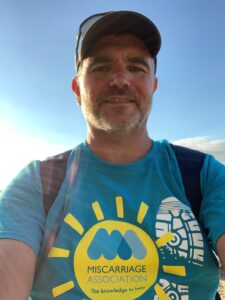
top-left (73, 34), bottom-right (157, 134)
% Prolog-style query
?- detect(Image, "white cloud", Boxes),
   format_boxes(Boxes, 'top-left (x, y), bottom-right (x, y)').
top-left (173, 136), bottom-right (225, 164)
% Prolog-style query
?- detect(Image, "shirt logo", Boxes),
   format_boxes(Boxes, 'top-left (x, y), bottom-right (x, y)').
top-left (47, 196), bottom-right (204, 299)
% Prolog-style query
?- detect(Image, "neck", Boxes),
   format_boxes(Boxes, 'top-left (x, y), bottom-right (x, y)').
top-left (86, 126), bottom-right (152, 164)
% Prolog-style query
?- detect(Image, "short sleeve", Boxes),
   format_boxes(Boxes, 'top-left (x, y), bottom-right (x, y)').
top-left (200, 155), bottom-right (225, 251)
top-left (0, 161), bottom-right (45, 257)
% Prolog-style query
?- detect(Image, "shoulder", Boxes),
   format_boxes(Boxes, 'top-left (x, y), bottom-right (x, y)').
top-left (201, 154), bottom-right (225, 191)
top-left (1, 160), bottom-right (42, 197)
top-left (169, 143), bottom-right (206, 160)
top-left (153, 140), bottom-right (206, 164)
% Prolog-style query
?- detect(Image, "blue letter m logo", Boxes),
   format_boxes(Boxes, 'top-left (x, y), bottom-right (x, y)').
top-left (87, 229), bottom-right (146, 260)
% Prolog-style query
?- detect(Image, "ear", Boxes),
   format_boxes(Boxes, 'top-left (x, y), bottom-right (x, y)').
top-left (153, 77), bottom-right (158, 92)
top-left (72, 76), bottom-right (81, 105)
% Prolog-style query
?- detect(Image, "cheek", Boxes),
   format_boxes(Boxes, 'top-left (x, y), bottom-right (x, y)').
top-left (79, 80), bottom-right (103, 111)
top-left (82, 77), bottom-right (104, 98)
top-left (135, 78), bottom-right (154, 98)
top-left (78, 80), bottom-right (93, 102)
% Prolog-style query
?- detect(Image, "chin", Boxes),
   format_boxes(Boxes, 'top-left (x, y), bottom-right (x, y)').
top-left (100, 120), bottom-right (145, 135)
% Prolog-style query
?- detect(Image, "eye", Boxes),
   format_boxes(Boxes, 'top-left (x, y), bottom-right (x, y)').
top-left (128, 65), bottom-right (147, 73)
top-left (91, 65), bottom-right (111, 73)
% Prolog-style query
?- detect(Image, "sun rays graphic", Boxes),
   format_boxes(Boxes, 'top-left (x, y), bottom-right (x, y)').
top-left (48, 196), bottom-right (187, 299)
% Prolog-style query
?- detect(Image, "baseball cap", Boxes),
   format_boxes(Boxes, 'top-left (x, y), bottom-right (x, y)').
top-left (76, 11), bottom-right (161, 71)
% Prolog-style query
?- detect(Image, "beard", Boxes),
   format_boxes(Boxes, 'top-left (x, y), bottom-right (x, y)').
top-left (80, 87), bottom-right (151, 134)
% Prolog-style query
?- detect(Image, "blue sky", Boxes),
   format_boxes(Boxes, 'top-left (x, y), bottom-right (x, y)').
top-left (1, 0), bottom-right (225, 188)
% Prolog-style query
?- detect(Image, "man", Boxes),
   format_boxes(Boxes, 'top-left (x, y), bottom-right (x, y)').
top-left (0, 11), bottom-right (225, 300)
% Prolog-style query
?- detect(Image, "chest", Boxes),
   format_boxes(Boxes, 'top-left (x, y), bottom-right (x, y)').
top-left (33, 162), bottom-right (219, 299)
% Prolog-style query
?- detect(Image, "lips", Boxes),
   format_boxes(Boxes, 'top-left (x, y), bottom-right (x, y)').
top-left (104, 98), bottom-right (134, 103)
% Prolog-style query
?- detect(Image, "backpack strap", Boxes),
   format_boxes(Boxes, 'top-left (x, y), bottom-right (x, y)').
top-left (170, 144), bottom-right (206, 219)
top-left (40, 149), bottom-right (72, 214)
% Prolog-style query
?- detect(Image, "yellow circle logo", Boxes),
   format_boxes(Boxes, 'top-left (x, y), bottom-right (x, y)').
top-left (74, 220), bottom-right (159, 299)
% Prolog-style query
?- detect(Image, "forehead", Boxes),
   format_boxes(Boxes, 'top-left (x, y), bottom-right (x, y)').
top-left (86, 34), bottom-right (151, 57)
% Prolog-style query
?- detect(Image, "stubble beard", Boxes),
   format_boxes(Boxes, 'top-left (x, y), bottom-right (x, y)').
top-left (81, 96), bottom-right (151, 135)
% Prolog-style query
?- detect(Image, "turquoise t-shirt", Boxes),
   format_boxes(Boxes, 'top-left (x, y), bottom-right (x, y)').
top-left (1, 140), bottom-right (225, 299)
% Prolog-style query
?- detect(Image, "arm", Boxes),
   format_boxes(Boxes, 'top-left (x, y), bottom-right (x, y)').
top-left (0, 239), bottom-right (36, 300)
top-left (216, 233), bottom-right (225, 270)
top-left (200, 156), bottom-right (225, 262)
top-left (0, 161), bottom-right (45, 299)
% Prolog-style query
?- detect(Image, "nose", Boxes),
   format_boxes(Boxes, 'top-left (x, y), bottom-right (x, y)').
top-left (109, 66), bottom-right (131, 88)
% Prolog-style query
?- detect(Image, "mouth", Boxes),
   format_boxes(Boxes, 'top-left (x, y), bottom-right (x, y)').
top-left (104, 97), bottom-right (135, 104)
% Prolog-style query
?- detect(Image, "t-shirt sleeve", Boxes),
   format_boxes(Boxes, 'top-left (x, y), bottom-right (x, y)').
top-left (0, 160), bottom-right (45, 257)
top-left (200, 155), bottom-right (225, 251)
